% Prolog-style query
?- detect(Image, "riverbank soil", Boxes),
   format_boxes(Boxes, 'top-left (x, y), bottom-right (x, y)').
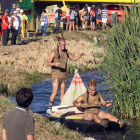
top-left (0, 29), bottom-right (109, 139)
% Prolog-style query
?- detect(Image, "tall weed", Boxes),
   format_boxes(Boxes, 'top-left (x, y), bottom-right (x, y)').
top-left (99, 3), bottom-right (140, 118)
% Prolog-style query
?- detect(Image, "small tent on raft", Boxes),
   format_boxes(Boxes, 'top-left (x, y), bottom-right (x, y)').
top-left (51, 69), bottom-right (87, 119)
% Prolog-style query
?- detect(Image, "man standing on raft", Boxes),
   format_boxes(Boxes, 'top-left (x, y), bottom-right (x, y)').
top-left (47, 34), bottom-right (85, 114)
top-left (73, 80), bottom-right (127, 128)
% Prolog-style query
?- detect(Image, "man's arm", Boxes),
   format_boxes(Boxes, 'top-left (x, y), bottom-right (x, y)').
top-left (27, 135), bottom-right (35, 140)
top-left (98, 93), bottom-right (112, 107)
top-left (3, 20), bottom-right (8, 27)
top-left (68, 53), bottom-right (85, 61)
top-left (26, 20), bottom-right (30, 28)
top-left (73, 95), bottom-right (83, 107)
top-left (2, 129), bottom-right (6, 140)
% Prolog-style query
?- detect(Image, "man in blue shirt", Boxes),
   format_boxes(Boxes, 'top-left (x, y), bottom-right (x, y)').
top-left (96, 6), bottom-right (102, 29)
top-left (101, 6), bottom-right (108, 29)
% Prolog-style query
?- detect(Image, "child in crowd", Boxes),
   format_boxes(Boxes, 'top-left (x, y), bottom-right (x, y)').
top-left (96, 6), bottom-right (102, 29)
top-left (102, 6), bottom-right (108, 29)
top-left (90, 5), bottom-right (96, 31)
top-left (2, 88), bottom-right (35, 140)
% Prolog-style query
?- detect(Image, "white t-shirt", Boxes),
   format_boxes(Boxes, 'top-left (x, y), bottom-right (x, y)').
top-left (87, 7), bottom-right (91, 15)
top-left (12, 16), bottom-right (19, 30)
top-left (66, 9), bottom-right (70, 16)
top-left (70, 11), bottom-right (75, 19)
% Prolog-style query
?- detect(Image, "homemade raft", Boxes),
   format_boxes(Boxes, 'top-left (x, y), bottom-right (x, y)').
top-left (47, 70), bottom-right (127, 132)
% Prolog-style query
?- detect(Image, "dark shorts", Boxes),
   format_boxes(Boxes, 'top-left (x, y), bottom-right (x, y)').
top-left (83, 16), bottom-right (89, 21)
top-left (90, 16), bottom-right (96, 22)
top-left (70, 19), bottom-right (75, 22)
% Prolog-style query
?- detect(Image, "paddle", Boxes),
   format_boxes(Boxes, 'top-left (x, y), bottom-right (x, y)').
top-left (57, 100), bottom-right (113, 110)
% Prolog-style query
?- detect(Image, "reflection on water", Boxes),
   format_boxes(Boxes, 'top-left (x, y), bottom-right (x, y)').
top-left (10, 71), bottom-right (140, 140)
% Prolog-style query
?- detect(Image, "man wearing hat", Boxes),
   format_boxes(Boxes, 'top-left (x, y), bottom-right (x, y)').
top-left (10, 10), bottom-right (19, 45)
top-left (2, 9), bottom-right (10, 46)
top-left (20, 9), bottom-right (30, 38)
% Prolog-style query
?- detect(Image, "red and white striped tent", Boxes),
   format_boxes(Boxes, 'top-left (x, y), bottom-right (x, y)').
top-left (51, 69), bottom-right (87, 119)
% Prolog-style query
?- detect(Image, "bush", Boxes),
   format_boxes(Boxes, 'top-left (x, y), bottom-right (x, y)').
top-left (99, 4), bottom-right (140, 118)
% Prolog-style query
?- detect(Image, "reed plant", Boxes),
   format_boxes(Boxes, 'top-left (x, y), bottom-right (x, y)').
top-left (99, 3), bottom-right (140, 119)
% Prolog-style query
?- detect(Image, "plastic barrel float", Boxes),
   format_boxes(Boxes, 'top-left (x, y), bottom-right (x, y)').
top-left (48, 69), bottom-right (128, 132)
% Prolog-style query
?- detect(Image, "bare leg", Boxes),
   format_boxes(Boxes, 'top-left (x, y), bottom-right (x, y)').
top-left (76, 22), bottom-right (78, 31)
top-left (60, 82), bottom-right (66, 101)
top-left (85, 113), bottom-right (102, 123)
top-left (93, 22), bottom-right (95, 30)
top-left (73, 22), bottom-right (75, 31)
top-left (50, 79), bottom-right (59, 102)
top-left (69, 22), bottom-right (71, 32)
top-left (102, 23), bottom-right (104, 29)
top-left (90, 22), bottom-right (93, 30)
top-left (66, 21), bottom-right (68, 31)
top-left (98, 111), bottom-right (118, 123)
top-left (66, 21), bottom-right (70, 31)
top-left (105, 23), bottom-right (107, 28)
top-left (82, 19), bottom-right (84, 27)
top-left (85, 20), bottom-right (88, 28)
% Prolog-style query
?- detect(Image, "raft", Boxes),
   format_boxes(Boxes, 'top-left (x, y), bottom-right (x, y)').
top-left (47, 112), bottom-right (128, 133)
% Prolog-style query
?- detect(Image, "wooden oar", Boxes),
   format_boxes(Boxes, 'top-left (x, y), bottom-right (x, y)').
top-left (57, 100), bottom-right (113, 110)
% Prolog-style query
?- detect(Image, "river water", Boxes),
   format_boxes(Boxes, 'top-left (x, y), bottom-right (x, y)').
top-left (10, 71), bottom-right (140, 140)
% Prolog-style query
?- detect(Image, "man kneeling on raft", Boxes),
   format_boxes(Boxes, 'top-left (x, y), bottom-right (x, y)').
top-left (73, 79), bottom-right (127, 128)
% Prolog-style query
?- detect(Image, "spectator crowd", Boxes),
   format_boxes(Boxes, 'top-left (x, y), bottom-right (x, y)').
top-left (0, 8), bottom-right (29, 46)
top-left (0, 4), bottom-right (118, 46)
top-left (53, 4), bottom-right (117, 33)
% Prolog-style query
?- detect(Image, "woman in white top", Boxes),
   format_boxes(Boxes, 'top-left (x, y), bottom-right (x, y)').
top-left (40, 9), bottom-right (49, 36)
top-left (10, 11), bottom-right (19, 45)
top-left (65, 5), bottom-right (70, 31)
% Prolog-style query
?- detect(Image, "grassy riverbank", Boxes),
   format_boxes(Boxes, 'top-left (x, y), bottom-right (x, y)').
top-left (0, 29), bottom-right (108, 139)
top-left (0, 96), bottom-right (85, 140)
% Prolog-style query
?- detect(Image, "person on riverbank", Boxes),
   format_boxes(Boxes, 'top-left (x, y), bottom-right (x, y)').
top-left (101, 6), bottom-right (108, 29)
top-left (55, 4), bottom-right (62, 33)
top-left (65, 5), bottom-right (70, 31)
top-left (90, 5), bottom-right (96, 31)
top-left (2, 88), bottom-right (35, 140)
top-left (10, 11), bottom-right (19, 45)
top-left (2, 9), bottom-right (10, 46)
top-left (40, 9), bottom-right (48, 36)
top-left (16, 8), bottom-right (23, 44)
top-left (69, 6), bottom-right (77, 31)
top-left (47, 34), bottom-right (85, 114)
top-left (82, 6), bottom-right (88, 29)
top-left (73, 79), bottom-right (128, 128)
top-left (96, 6), bottom-right (102, 29)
